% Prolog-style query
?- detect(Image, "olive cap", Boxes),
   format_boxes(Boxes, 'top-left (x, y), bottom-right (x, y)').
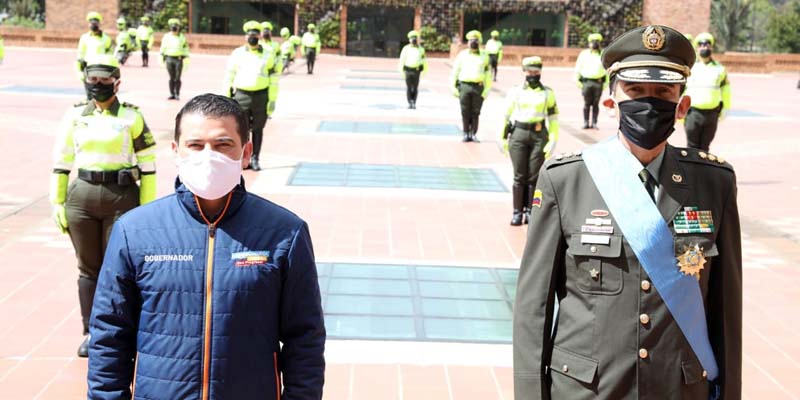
top-left (85, 55), bottom-right (121, 79)
top-left (601, 25), bottom-right (695, 84)
top-left (243, 20), bottom-right (261, 33)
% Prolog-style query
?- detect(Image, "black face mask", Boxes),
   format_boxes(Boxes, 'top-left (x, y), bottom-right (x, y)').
top-left (170, 25), bottom-right (179, 32)
top-left (247, 36), bottom-right (260, 46)
top-left (699, 48), bottom-right (712, 58)
top-left (88, 82), bottom-right (116, 102)
top-left (410, 38), bottom-right (418, 45)
top-left (262, 31), bottom-right (271, 40)
top-left (590, 42), bottom-right (599, 50)
top-left (526, 75), bottom-right (541, 87)
top-left (617, 97), bottom-right (678, 150)
top-left (89, 22), bottom-right (100, 32)
top-left (469, 40), bottom-right (479, 49)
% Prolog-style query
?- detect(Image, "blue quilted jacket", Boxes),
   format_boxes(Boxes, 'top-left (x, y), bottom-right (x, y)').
top-left (87, 182), bottom-right (325, 399)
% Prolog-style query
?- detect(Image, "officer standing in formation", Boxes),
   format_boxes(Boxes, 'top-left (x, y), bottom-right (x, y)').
top-left (301, 23), bottom-right (321, 74)
top-left (398, 30), bottom-right (427, 109)
top-left (50, 55), bottom-right (157, 357)
top-left (224, 20), bottom-right (278, 171)
top-left (485, 30), bottom-right (503, 82)
top-left (451, 30), bottom-right (491, 142)
top-left (574, 33), bottom-right (608, 129)
top-left (160, 18), bottom-right (190, 100)
top-left (137, 16), bottom-right (154, 67)
top-left (513, 25), bottom-right (741, 399)
top-left (76, 12), bottom-right (113, 99)
top-left (261, 21), bottom-right (283, 116)
top-left (114, 18), bottom-right (131, 65)
top-left (502, 56), bottom-right (559, 226)
top-left (280, 27), bottom-right (298, 72)
top-left (684, 32), bottom-right (731, 152)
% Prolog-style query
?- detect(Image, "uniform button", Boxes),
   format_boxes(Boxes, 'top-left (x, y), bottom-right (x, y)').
top-left (590, 245), bottom-right (598, 253)
top-left (638, 348), bottom-right (649, 359)
top-left (639, 314), bottom-right (650, 324)
top-left (641, 280), bottom-right (651, 291)
top-left (702, 370), bottom-right (708, 378)
top-left (562, 365), bottom-right (569, 373)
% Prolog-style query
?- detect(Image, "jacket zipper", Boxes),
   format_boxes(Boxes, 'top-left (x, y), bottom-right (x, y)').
top-left (201, 224), bottom-right (216, 400)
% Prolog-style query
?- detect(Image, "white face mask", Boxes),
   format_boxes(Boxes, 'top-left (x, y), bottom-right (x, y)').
top-left (176, 147), bottom-right (243, 200)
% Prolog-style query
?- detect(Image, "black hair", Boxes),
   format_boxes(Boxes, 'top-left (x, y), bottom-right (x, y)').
top-left (174, 93), bottom-right (249, 144)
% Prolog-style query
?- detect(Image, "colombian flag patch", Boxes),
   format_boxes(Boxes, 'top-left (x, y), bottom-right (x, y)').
top-left (231, 251), bottom-right (270, 267)
top-left (531, 189), bottom-right (543, 208)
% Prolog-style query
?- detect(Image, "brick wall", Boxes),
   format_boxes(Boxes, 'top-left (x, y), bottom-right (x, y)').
top-left (45, 0), bottom-right (121, 32)
top-left (641, 0), bottom-right (711, 35)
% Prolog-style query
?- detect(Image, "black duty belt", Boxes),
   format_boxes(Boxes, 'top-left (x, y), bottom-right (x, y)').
top-left (459, 81), bottom-right (483, 87)
top-left (403, 66), bottom-right (422, 72)
top-left (235, 87), bottom-right (269, 95)
top-left (580, 77), bottom-right (604, 83)
top-left (515, 121), bottom-right (545, 132)
top-left (78, 168), bottom-right (139, 185)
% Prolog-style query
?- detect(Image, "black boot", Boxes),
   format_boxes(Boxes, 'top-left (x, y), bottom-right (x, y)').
top-left (470, 116), bottom-right (480, 142)
top-left (510, 184), bottom-right (524, 226)
top-left (523, 184), bottom-right (534, 224)
top-left (168, 81), bottom-right (176, 100)
top-left (250, 155), bottom-right (261, 171)
top-left (175, 80), bottom-right (182, 101)
top-left (591, 105), bottom-right (599, 129)
top-left (411, 100), bottom-right (416, 109)
top-left (77, 277), bottom-right (97, 358)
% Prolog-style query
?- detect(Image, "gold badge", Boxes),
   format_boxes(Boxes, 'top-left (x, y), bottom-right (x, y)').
top-left (672, 174), bottom-right (683, 183)
top-left (642, 26), bottom-right (665, 51)
top-left (676, 244), bottom-right (706, 280)
top-left (589, 268), bottom-right (600, 280)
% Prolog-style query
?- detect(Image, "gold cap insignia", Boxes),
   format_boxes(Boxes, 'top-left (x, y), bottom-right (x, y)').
top-left (642, 25), bottom-right (665, 51)
top-left (677, 244), bottom-right (706, 280)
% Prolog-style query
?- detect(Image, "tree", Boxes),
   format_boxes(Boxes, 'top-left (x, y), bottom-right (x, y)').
top-left (766, 0), bottom-right (800, 53)
top-left (711, 0), bottom-right (753, 51)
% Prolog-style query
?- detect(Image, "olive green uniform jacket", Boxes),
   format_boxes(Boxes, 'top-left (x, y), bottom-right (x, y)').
top-left (513, 144), bottom-right (742, 400)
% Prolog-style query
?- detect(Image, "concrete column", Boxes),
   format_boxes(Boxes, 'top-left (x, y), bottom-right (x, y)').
top-left (340, 4), bottom-right (348, 55)
top-left (563, 11), bottom-right (569, 48)
top-left (294, 3), bottom-right (300, 35)
top-left (642, 0), bottom-right (711, 34)
top-left (414, 6), bottom-right (421, 31)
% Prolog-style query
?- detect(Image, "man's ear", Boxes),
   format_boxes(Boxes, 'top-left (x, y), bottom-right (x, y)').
top-left (241, 141), bottom-right (253, 169)
top-left (676, 95), bottom-right (691, 119)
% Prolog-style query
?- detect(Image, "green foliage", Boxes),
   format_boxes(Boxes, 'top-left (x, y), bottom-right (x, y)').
top-left (420, 26), bottom-right (450, 52)
top-left (317, 12), bottom-right (340, 48)
top-left (119, 0), bottom-right (188, 31)
top-left (567, 15), bottom-right (600, 48)
top-left (1, 15), bottom-right (44, 28)
top-left (711, 0), bottom-right (753, 51)
top-left (766, 0), bottom-right (800, 52)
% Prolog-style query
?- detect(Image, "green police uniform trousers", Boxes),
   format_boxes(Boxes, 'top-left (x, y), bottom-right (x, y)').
top-left (684, 105), bottom-right (721, 152)
top-left (458, 81), bottom-right (484, 140)
top-left (234, 88), bottom-right (269, 160)
top-left (509, 124), bottom-right (548, 215)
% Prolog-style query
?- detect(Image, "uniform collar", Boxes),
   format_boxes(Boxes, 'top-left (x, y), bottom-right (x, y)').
top-left (81, 98), bottom-right (121, 116)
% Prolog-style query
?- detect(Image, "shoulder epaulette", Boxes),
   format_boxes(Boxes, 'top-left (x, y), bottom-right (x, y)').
top-left (122, 102), bottom-right (140, 110)
top-left (545, 151), bottom-right (584, 169)
top-left (675, 147), bottom-right (734, 172)
top-left (73, 100), bottom-right (90, 107)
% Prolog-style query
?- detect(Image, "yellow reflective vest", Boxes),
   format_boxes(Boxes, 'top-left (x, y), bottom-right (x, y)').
top-left (686, 59), bottom-right (730, 111)
top-left (224, 45), bottom-right (276, 92)
top-left (160, 32), bottom-right (189, 57)
top-left (574, 48), bottom-right (607, 81)
top-left (451, 49), bottom-right (492, 94)
top-left (485, 38), bottom-right (503, 60)
top-left (77, 31), bottom-right (113, 63)
top-left (301, 32), bottom-right (321, 54)
top-left (137, 25), bottom-right (154, 47)
top-left (398, 44), bottom-right (427, 70)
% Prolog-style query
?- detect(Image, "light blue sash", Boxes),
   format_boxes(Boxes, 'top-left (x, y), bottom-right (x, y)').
top-left (582, 136), bottom-right (718, 381)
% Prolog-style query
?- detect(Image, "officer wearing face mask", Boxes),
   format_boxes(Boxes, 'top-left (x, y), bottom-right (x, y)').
top-left (451, 30), bottom-right (492, 142)
top-left (485, 30), bottom-right (503, 82)
top-left (224, 20), bottom-right (277, 171)
top-left (398, 30), bottom-right (427, 109)
top-left (301, 23), bottom-right (321, 74)
top-left (87, 94), bottom-right (325, 400)
top-left (50, 54), bottom-right (157, 358)
top-left (684, 32), bottom-right (731, 152)
top-left (514, 25), bottom-right (741, 400)
top-left (261, 21), bottom-right (284, 117)
top-left (501, 56), bottom-right (559, 226)
top-left (137, 16), bottom-right (154, 67)
top-left (76, 12), bottom-right (114, 100)
top-left (160, 18), bottom-right (190, 100)
top-left (279, 27), bottom-right (297, 72)
top-left (114, 18), bottom-right (131, 65)
top-left (574, 33), bottom-right (609, 129)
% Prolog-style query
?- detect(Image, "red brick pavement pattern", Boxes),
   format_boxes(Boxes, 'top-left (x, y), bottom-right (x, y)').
top-left (1, 47), bottom-right (800, 399)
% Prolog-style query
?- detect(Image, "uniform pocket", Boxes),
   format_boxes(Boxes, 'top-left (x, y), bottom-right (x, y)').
top-left (549, 345), bottom-right (599, 385)
top-left (681, 359), bottom-right (705, 385)
top-left (675, 236), bottom-right (718, 258)
top-left (567, 235), bottom-right (623, 295)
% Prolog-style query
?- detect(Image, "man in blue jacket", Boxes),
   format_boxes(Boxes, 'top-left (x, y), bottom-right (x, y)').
top-left (87, 93), bottom-right (326, 399)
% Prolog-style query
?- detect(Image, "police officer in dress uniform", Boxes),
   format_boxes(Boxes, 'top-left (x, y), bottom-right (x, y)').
top-left (485, 30), bottom-right (503, 82)
top-left (574, 33), bottom-right (609, 129)
top-left (50, 55), bottom-right (157, 357)
top-left (224, 20), bottom-right (278, 172)
top-left (684, 32), bottom-right (731, 152)
top-left (513, 25), bottom-right (741, 400)
top-left (77, 12), bottom-right (114, 99)
top-left (399, 30), bottom-right (427, 109)
top-left (451, 30), bottom-right (492, 142)
top-left (502, 57), bottom-right (559, 226)
top-left (160, 18), bottom-right (190, 100)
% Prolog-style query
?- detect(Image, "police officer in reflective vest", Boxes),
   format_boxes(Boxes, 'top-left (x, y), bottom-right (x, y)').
top-left (451, 30), bottom-right (492, 142)
top-left (77, 12), bottom-right (113, 99)
top-left (684, 32), bottom-right (731, 152)
top-left (485, 30), bottom-right (504, 82)
top-left (301, 23), bottom-right (321, 75)
top-left (114, 18), bottom-right (131, 65)
top-left (261, 21), bottom-right (284, 117)
top-left (398, 30), bottom-right (427, 109)
top-left (224, 20), bottom-right (277, 171)
top-left (137, 16), bottom-right (154, 67)
top-left (502, 56), bottom-right (559, 226)
top-left (280, 27), bottom-right (297, 72)
top-left (50, 55), bottom-right (157, 357)
top-left (160, 18), bottom-right (190, 100)
top-left (574, 33), bottom-right (609, 129)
